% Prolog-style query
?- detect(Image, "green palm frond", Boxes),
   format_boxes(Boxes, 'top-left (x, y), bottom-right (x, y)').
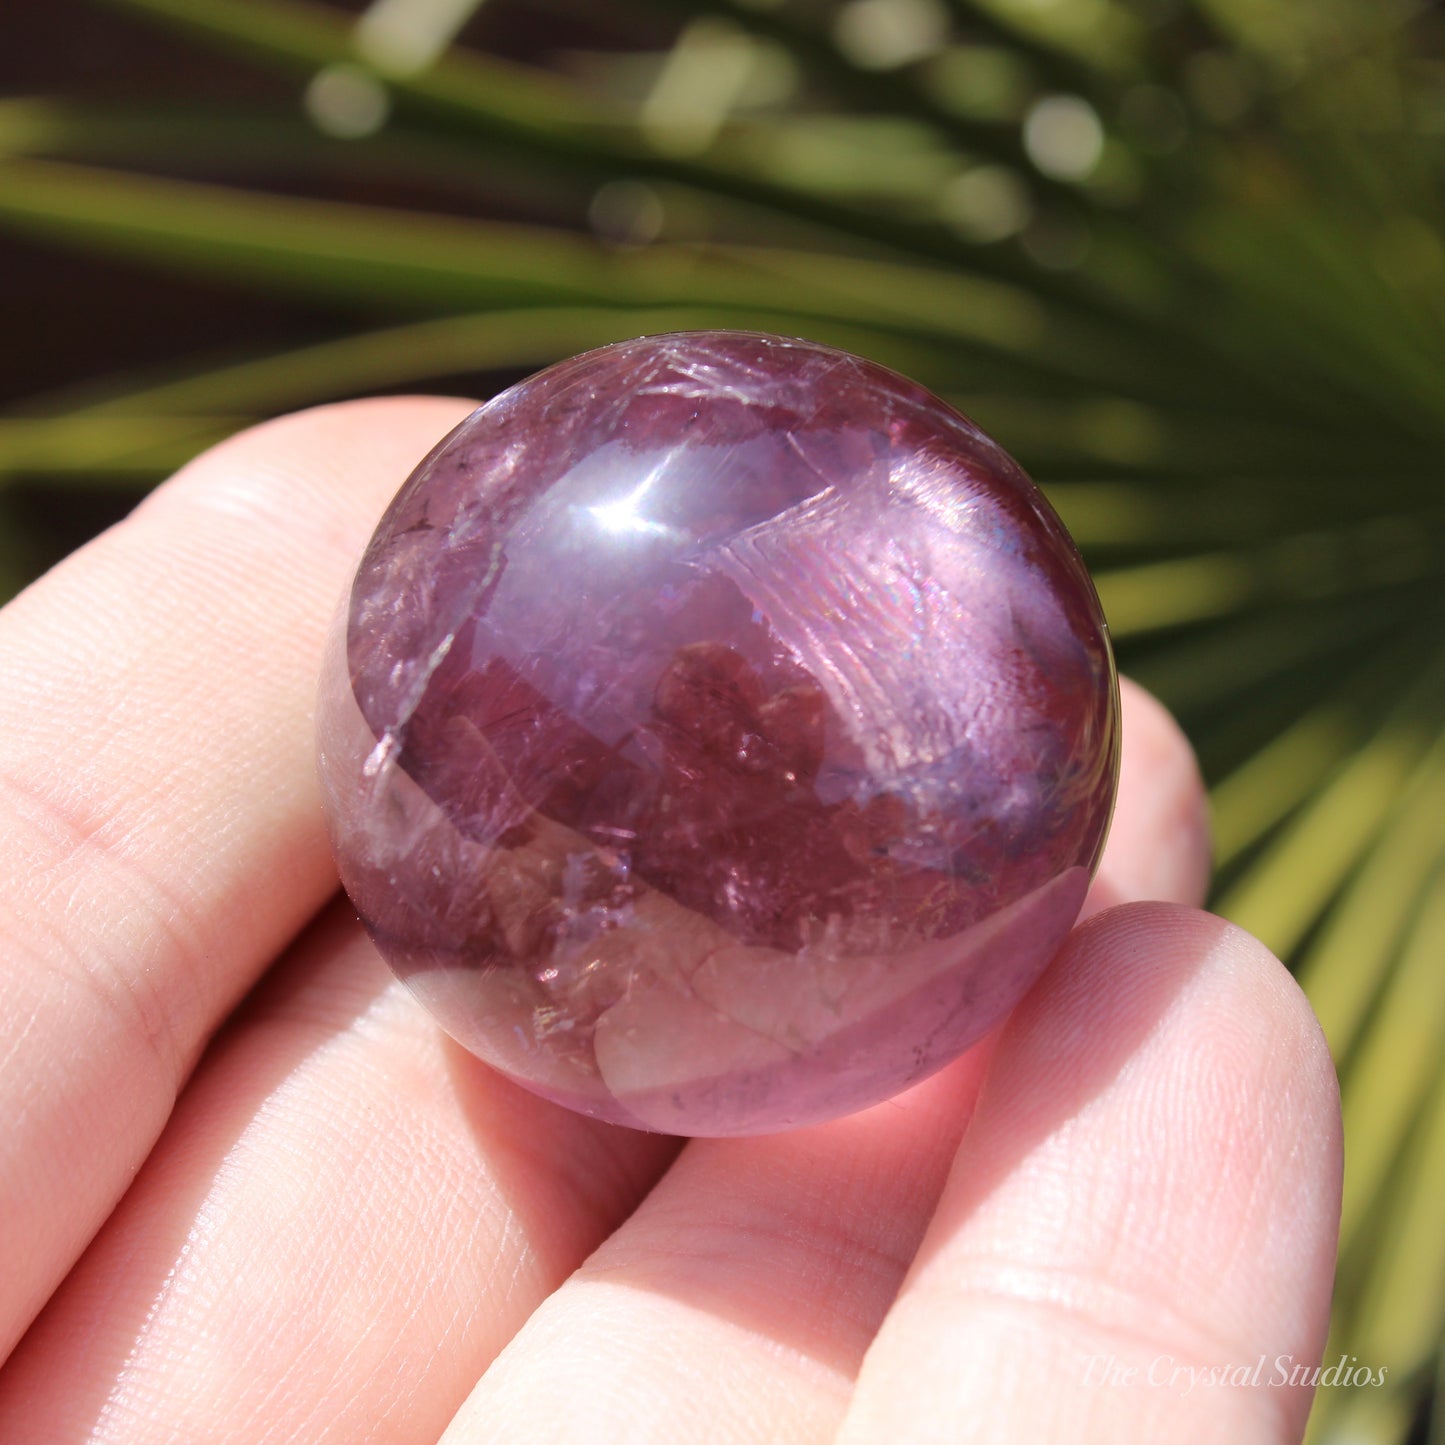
top-left (3, 3), bottom-right (1443, 1438)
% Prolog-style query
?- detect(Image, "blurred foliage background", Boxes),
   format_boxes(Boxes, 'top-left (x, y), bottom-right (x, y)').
top-left (2, 0), bottom-right (1444, 1438)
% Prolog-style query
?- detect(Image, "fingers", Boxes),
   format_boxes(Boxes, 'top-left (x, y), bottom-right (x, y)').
top-left (0, 396), bottom-right (476, 1355)
top-left (0, 406), bottom-right (1221, 1445)
top-left (437, 1053), bottom-right (994, 1445)
top-left (835, 904), bottom-right (1343, 1445)
top-left (1082, 676), bottom-right (1211, 919)
top-left (434, 678), bottom-right (1212, 1444)
top-left (0, 903), bottom-right (676, 1443)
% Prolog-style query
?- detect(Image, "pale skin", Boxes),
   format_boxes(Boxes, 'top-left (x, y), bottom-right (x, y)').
top-left (0, 397), bottom-right (1343, 1443)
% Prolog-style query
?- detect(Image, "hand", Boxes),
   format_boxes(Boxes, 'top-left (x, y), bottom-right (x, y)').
top-left (0, 399), bottom-right (1342, 1443)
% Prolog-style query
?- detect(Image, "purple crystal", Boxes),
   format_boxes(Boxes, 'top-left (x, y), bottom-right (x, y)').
top-left (318, 332), bottom-right (1119, 1135)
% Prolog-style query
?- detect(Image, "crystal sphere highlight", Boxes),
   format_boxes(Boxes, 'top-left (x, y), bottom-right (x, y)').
top-left (318, 332), bottom-right (1119, 1135)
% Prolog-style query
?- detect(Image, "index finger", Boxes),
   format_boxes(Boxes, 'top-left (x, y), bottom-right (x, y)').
top-left (0, 396), bottom-right (476, 1357)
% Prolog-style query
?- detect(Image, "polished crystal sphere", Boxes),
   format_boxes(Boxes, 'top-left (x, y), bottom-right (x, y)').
top-left (318, 332), bottom-right (1119, 1135)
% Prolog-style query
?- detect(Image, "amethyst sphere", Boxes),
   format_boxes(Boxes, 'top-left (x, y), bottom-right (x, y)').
top-left (318, 332), bottom-right (1118, 1135)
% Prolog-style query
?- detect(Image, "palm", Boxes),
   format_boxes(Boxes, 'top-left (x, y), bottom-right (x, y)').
top-left (0, 399), bottom-right (1340, 1444)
